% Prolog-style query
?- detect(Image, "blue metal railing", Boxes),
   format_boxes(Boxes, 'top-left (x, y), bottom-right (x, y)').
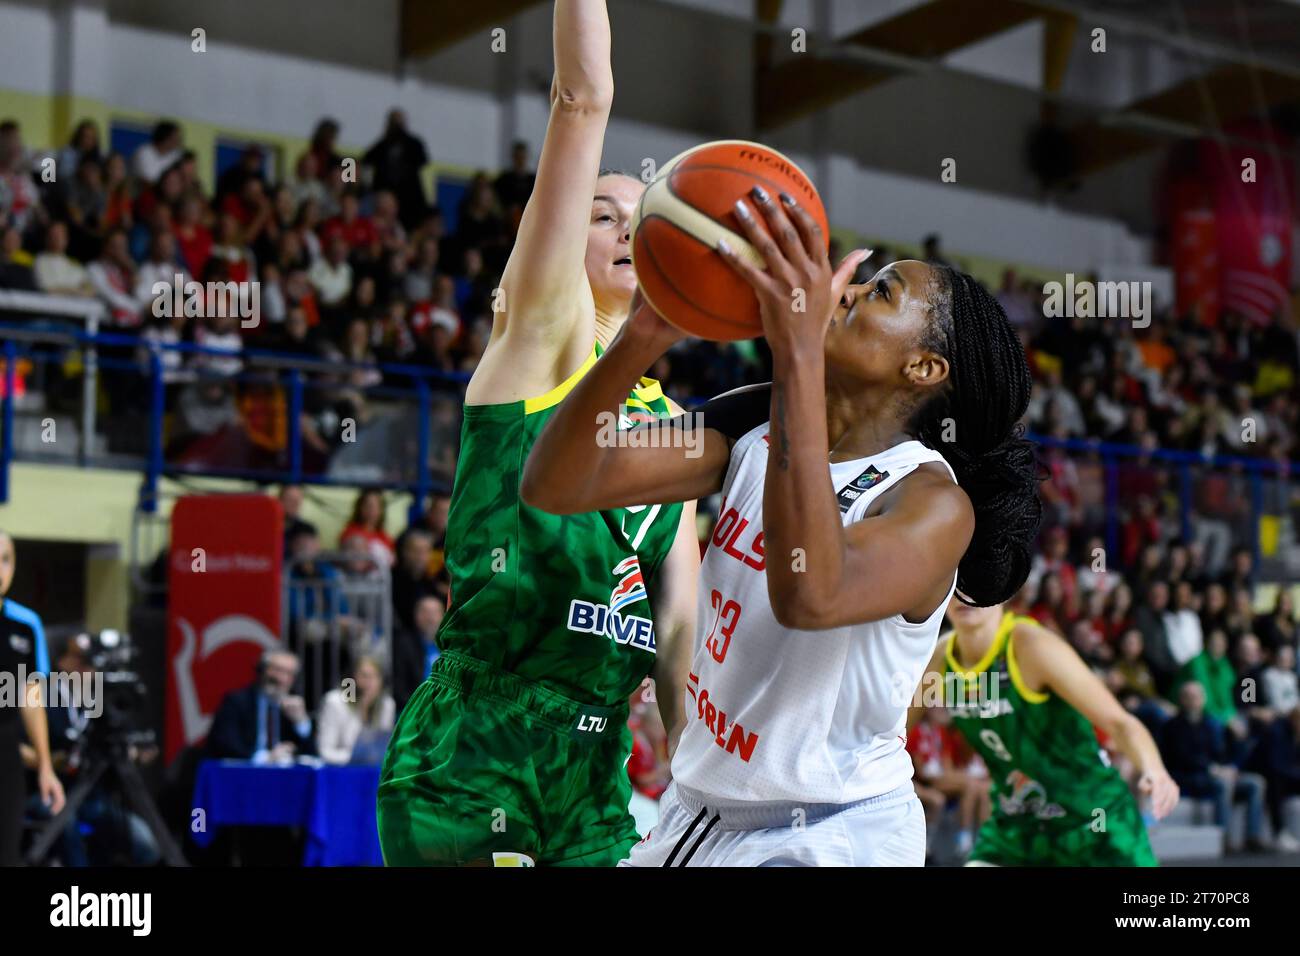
top-left (0, 323), bottom-right (471, 524)
top-left (1, 322), bottom-right (1296, 576)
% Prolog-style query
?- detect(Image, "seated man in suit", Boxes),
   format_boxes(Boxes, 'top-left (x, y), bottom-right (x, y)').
top-left (206, 649), bottom-right (315, 762)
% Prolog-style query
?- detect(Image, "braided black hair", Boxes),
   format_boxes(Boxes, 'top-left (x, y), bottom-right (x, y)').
top-left (910, 266), bottom-right (1043, 607)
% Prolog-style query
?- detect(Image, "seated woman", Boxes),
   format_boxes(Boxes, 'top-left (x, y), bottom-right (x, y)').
top-left (317, 657), bottom-right (395, 765)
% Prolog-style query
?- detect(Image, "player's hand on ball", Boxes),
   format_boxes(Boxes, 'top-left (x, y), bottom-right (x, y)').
top-left (1137, 768), bottom-right (1179, 820)
top-left (717, 186), bottom-right (868, 353)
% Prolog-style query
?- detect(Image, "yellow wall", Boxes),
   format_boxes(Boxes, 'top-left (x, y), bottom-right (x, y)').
top-left (0, 462), bottom-right (413, 631)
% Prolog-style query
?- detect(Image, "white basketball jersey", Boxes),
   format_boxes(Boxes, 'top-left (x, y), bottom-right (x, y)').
top-left (671, 424), bottom-right (957, 806)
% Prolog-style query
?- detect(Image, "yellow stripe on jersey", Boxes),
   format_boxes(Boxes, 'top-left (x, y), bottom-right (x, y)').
top-left (945, 610), bottom-right (1016, 683)
top-left (523, 345), bottom-right (599, 415)
top-left (1007, 616), bottom-right (1051, 704)
top-left (633, 378), bottom-right (664, 405)
top-left (523, 345), bottom-right (669, 417)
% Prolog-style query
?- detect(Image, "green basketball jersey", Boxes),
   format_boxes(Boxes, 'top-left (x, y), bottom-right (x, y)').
top-left (436, 344), bottom-right (684, 707)
top-left (944, 612), bottom-right (1156, 866)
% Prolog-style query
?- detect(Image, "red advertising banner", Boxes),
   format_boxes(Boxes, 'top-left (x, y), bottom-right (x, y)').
top-left (164, 494), bottom-right (283, 762)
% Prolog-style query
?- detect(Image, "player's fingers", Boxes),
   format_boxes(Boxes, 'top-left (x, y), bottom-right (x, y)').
top-left (731, 199), bottom-right (796, 286)
top-left (830, 248), bottom-right (872, 305)
top-left (781, 193), bottom-right (828, 263)
top-left (716, 236), bottom-right (774, 294)
top-left (749, 186), bottom-right (812, 271)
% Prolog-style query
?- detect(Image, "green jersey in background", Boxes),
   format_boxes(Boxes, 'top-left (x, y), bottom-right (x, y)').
top-left (944, 612), bottom-right (1157, 867)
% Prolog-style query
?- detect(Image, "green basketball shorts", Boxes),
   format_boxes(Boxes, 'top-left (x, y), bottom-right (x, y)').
top-left (969, 803), bottom-right (1158, 867)
top-left (377, 650), bottom-right (639, 866)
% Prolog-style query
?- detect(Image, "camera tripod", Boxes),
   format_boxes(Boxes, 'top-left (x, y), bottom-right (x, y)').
top-left (25, 733), bottom-right (188, 867)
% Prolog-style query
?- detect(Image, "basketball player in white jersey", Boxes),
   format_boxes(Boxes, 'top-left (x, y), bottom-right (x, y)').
top-left (522, 186), bottom-right (1041, 865)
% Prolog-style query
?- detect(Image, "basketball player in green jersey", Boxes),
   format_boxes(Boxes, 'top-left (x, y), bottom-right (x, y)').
top-left (916, 598), bottom-right (1180, 866)
top-left (377, 0), bottom-right (700, 867)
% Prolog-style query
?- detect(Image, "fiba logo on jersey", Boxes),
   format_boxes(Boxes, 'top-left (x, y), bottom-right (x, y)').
top-left (566, 555), bottom-right (657, 652)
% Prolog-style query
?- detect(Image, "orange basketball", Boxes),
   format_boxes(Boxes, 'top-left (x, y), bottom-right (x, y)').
top-left (630, 140), bottom-right (829, 341)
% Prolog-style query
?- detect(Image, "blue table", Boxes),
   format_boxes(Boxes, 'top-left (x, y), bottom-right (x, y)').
top-left (192, 760), bottom-right (383, 866)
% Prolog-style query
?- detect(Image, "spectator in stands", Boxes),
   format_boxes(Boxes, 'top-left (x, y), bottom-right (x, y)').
top-left (1221, 384), bottom-right (1265, 454)
top-left (1028, 571), bottom-right (1072, 634)
top-left (1175, 628), bottom-right (1238, 725)
top-left (453, 171), bottom-right (508, 272)
top-left (363, 110), bottom-right (429, 230)
top-left (908, 707), bottom-right (991, 859)
top-left (277, 483), bottom-right (315, 558)
top-left (290, 151), bottom-right (327, 210)
top-left (391, 528), bottom-right (439, 631)
top-left (1200, 582), bottom-right (1230, 636)
top-left (392, 594), bottom-right (443, 712)
top-left (206, 648), bottom-right (315, 762)
top-left (1136, 580), bottom-right (1178, 694)
top-left (87, 228), bottom-right (141, 327)
top-left (370, 189), bottom-right (407, 256)
top-left (193, 308), bottom-right (244, 379)
top-left (1263, 644), bottom-right (1299, 714)
top-left (1254, 589), bottom-right (1297, 653)
top-left (994, 267), bottom-right (1035, 330)
top-left (316, 656), bottom-right (395, 765)
top-left (1235, 633), bottom-right (1272, 724)
top-left (494, 139), bottom-right (536, 229)
top-left (1100, 582), bottom-right (1134, 643)
top-left (1163, 680), bottom-right (1269, 852)
top-left (0, 224), bottom-right (36, 290)
top-left (173, 194), bottom-right (213, 279)
top-left (131, 120), bottom-right (183, 184)
top-left (307, 118), bottom-right (344, 179)
top-left (402, 235), bottom-right (439, 303)
top-left (1260, 705), bottom-right (1300, 851)
top-left (1220, 546), bottom-right (1256, 593)
top-left (1223, 586), bottom-right (1256, 642)
top-left (33, 221), bottom-right (93, 296)
top-left (133, 229), bottom-right (187, 313)
top-left (0, 119), bottom-right (41, 232)
top-left (1107, 628), bottom-right (1174, 726)
top-left (408, 492), bottom-right (451, 587)
top-left (321, 190), bottom-right (377, 252)
top-left (172, 379), bottom-right (240, 456)
top-left (62, 154), bottom-right (108, 259)
top-left (340, 487), bottom-right (394, 567)
top-left (310, 233), bottom-right (353, 317)
top-left (1165, 580), bottom-right (1205, 671)
top-left (101, 151), bottom-right (133, 232)
top-left (208, 211), bottom-right (255, 286)
top-left (138, 301), bottom-right (191, 393)
top-left (215, 145), bottom-right (265, 206)
top-left (55, 119), bottom-right (102, 180)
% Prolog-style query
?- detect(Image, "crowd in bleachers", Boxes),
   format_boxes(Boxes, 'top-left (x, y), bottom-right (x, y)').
top-left (5, 111), bottom-right (1300, 858)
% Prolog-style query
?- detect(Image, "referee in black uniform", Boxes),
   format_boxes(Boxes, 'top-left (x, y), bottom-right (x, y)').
top-left (0, 531), bottom-right (64, 865)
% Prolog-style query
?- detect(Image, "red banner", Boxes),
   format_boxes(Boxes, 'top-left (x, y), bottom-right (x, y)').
top-left (164, 495), bottom-right (283, 762)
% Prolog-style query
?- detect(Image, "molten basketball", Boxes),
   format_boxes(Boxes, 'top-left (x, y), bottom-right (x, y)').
top-left (630, 140), bottom-right (829, 341)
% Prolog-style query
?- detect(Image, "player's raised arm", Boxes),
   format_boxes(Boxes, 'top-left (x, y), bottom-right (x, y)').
top-left (1012, 621), bottom-right (1181, 820)
top-left (495, 0), bottom-right (611, 348)
top-left (521, 296), bottom-right (731, 512)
